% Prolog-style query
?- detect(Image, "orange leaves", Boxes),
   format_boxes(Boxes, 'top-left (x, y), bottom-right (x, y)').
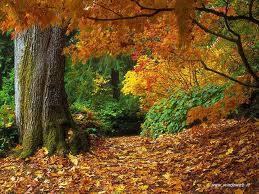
top-left (0, 0), bottom-right (64, 32)
top-left (0, 119), bottom-right (257, 192)
top-left (122, 54), bottom-right (207, 110)
top-left (187, 81), bottom-right (251, 125)
top-left (175, 0), bottom-right (195, 47)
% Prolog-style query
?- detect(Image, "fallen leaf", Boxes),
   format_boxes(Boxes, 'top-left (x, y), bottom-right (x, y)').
top-left (225, 148), bottom-right (234, 155)
top-left (68, 153), bottom-right (79, 166)
top-left (234, 189), bottom-right (244, 194)
top-left (139, 184), bottom-right (149, 191)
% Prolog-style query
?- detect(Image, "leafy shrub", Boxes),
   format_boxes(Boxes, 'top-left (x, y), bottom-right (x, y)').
top-left (96, 96), bottom-right (144, 136)
top-left (0, 126), bottom-right (18, 157)
top-left (72, 106), bottom-right (102, 135)
top-left (65, 61), bottom-right (95, 103)
top-left (0, 105), bottom-right (17, 158)
top-left (71, 95), bottom-right (144, 136)
top-left (141, 84), bottom-right (226, 138)
top-left (0, 105), bottom-right (15, 128)
top-left (0, 69), bottom-right (15, 129)
top-left (0, 68), bottom-right (14, 107)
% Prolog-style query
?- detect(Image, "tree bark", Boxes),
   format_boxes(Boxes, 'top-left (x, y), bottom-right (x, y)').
top-left (14, 26), bottom-right (88, 157)
top-left (111, 68), bottom-right (120, 100)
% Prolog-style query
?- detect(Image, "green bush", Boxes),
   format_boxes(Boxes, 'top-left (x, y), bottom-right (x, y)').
top-left (0, 69), bottom-right (15, 129)
top-left (0, 68), bottom-right (14, 107)
top-left (141, 84), bottom-right (226, 138)
top-left (71, 95), bottom-right (144, 136)
top-left (0, 69), bottom-right (16, 157)
top-left (66, 55), bottom-right (141, 136)
top-left (0, 126), bottom-right (18, 157)
top-left (96, 96), bottom-right (144, 136)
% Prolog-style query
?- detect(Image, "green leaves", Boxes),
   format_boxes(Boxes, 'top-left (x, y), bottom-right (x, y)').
top-left (141, 84), bottom-right (226, 138)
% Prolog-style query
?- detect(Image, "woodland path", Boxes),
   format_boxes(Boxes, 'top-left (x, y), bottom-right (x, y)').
top-left (0, 119), bottom-right (257, 193)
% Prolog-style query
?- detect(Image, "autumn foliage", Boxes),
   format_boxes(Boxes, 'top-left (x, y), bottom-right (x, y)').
top-left (0, 0), bottom-right (258, 192)
top-left (0, 119), bottom-right (257, 193)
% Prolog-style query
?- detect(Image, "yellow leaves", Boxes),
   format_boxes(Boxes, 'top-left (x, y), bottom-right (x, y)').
top-left (196, 181), bottom-right (212, 192)
top-left (2, 165), bottom-right (17, 170)
top-left (68, 153), bottom-right (79, 166)
top-left (218, 147), bottom-right (234, 158)
top-left (211, 169), bottom-right (221, 175)
top-left (93, 74), bottom-right (109, 94)
top-left (122, 55), bottom-right (201, 110)
top-left (225, 148), bottom-right (234, 155)
top-left (163, 172), bottom-right (171, 180)
top-left (234, 189), bottom-right (244, 194)
top-left (138, 184), bottom-right (149, 191)
top-left (35, 170), bottom-right (44, 178)
top-left (42, 147), bottom-right (49, 155)
top-left (137, 146), bottom-right (147, 154)
top-left (0, 119), bottom-right (257, 193)
top-left (115, 184), bottom-right (126, 192)
top-left (59, 180), bottom-right (68, 188)
top-left (175, 0), bottom-right (195, 46)
top-left (122, 70), bottom-right (146, 96)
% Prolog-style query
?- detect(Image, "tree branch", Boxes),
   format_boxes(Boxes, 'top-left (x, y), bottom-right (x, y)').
top-left (236, 36), bottom-right (259, 85)
top-left (170, 50), bottom-right (258, 89)
top-left (85, 1), bottom-right (259, 25)
top-left (193, 19), bottom-right (237, 42)
top-left (131, 0), bottom-right (174, 11)
top-left (223, 0), bottom-right (239, 37)
top-left (199, 60), bottom-right (258, 89)
top-left (193, 17), bottom-right (259, 86)
top-left (131, 0), bottom-right (259, 27)
top-left (196, 6), bottom-right (259, 25)
top-left (93, 2), bottom-right (123, 17)
top-left (86, 10), bottom-right (162, 21)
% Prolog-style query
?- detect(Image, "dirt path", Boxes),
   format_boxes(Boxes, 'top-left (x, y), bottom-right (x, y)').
top-left (0, 119), bottom-right (257, 193)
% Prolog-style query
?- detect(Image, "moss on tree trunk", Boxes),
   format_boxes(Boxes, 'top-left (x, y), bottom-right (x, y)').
top-left (14, 26), bottom-right (89, 158)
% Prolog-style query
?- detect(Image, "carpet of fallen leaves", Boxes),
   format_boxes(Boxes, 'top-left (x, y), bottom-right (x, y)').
top-left (0, 119), bottom-right (258, 193)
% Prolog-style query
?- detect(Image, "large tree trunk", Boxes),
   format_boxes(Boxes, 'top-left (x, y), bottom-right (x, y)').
top-left (14, 26), bottom-right (88, 157)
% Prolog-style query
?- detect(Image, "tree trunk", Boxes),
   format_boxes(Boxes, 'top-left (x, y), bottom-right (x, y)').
top-left (111, 68), bottom-right (120, 100)
top-left (14, 26), bottom-right (88, 157)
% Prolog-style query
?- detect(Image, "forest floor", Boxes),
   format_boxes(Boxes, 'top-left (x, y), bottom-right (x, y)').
top-left (0, 119), bottom-right (258, 193)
